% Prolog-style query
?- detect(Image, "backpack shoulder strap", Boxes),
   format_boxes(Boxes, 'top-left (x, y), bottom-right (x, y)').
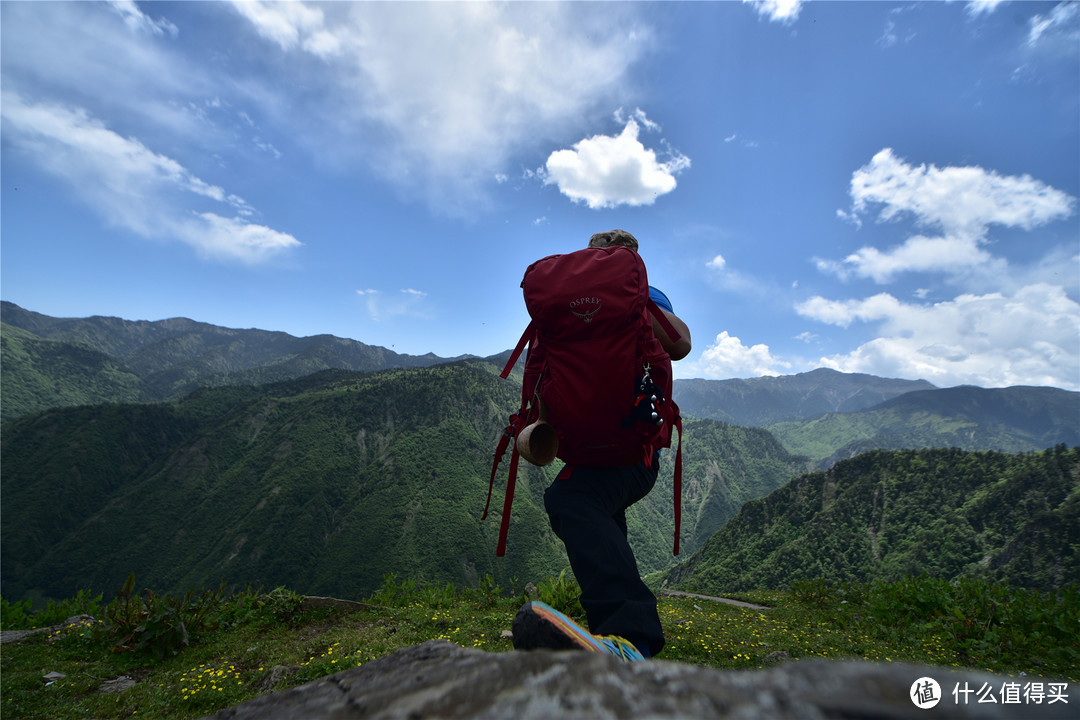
top-left (647, 298), bottom-right (682, 344)
top-left (500, 320), bottom-right (535, 379)
top-left (672, 412), bottom-right (683, 556)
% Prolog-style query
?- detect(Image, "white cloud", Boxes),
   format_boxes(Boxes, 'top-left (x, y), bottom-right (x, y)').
top-left (817, 234), bottom-right (995, 283)
top-left (848, 148), bottom-right (1075, 238)
top-left (186, 213), bottom-right (300, 265)
top-left (878, 7), bottom-right (918, 49)
top-left (796, 285), bottom-right (1080, 390)
top-left (108, 0), bottom-right (178, 37)
top-left (229, 0), bottom-right (338, 58)
top-left (706, 254), bottom-right (727, 271)
top-left (743, 0), bottom-right (804, 24)
top-left (690, 331), bottom-right (793, 379)
top-left (356, 289), bottom-right (434, 322)
top-left (0, 91), bottom-right (299, 264)
top-left (966, 0), bottom-right (1007, 18)
top-left (825, 149), bottom-right (1076, 282)
top-left (1028, 2), bottom-right (1080, 49)
top-left (227, 2), bottom-right (651, 212)
top-left (543, 112), bottom-right (690, 209)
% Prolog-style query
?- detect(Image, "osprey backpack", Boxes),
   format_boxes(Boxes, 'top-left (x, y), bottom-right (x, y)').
top-left (482, 245), bottom-right (683, 557)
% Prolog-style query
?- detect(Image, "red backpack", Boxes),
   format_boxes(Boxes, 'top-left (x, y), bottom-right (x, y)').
top-left (483, 246), bottom-right (683, 557)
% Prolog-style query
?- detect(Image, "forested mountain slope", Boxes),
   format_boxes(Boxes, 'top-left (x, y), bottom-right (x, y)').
top-left (1, 362), bottom-right (805, 603)
top-left (664, 446), bottom-right (1079, 593)
top-left (766, 385), bottom-right (1080, 466)
top-left (0, 322), bottom-right (149, 419)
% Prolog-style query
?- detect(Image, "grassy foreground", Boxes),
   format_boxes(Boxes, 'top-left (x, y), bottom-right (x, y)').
top-left (2, 574), bottom-right (1076, 719)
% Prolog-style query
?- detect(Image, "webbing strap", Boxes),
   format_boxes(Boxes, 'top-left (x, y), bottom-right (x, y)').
top-left (672, 413), bottom-right (683, 556)
top-left (501, 320), bottom-right (535, 379)
top-left (647, 298), bottom-right (682, 345)
top-left (482, 426), bottom-right (513, 522)
top-left (495, 442), bottom-right (521, 557)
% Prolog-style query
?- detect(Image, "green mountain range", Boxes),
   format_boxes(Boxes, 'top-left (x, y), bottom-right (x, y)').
top-left (0, 362), bottom-right (805, 604)
top-left (1, 301), bottom-right (469, 421)
top-left (664, 445), bottom-right (1079, 593)
top-left (4, 302), bottom-right (1076, 470)
top-left (674, 369), bottom-right (935, 425)
top-left (2, 303), bottom-right (1076, 607)
top-left (766, 385), bottom-right (1080, 467)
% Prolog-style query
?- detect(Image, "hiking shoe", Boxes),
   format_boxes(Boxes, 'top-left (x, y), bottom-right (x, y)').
top-left (512, 600), bottom-right (645, 661)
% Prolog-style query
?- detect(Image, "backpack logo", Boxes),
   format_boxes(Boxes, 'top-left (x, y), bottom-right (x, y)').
top-left (569, 296), bottom-right (601, 322)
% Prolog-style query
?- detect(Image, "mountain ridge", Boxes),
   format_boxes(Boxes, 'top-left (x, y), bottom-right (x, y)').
top-left (0, 301), bottom-right (473, 420)
top-left (673, 369), bottom-right (936, 426)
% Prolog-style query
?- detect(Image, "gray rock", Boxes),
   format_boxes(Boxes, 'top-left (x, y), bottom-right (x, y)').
top-left (98, 676), bottom-right (136, 694)
top-left (203, 640), bottom-right (1072, 720)
top-left (259, 665), bottom-right (301, 693)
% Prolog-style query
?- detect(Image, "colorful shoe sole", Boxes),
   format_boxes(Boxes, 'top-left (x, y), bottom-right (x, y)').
top-left (512, 600), bottom-right (645, 661)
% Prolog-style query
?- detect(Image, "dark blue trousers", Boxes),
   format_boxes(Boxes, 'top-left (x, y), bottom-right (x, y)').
top-left (543, 461), bottom-right (665, 657)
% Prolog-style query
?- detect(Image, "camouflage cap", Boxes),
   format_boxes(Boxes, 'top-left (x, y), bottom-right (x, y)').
top-left (588, 229), bottom-right (639, 252)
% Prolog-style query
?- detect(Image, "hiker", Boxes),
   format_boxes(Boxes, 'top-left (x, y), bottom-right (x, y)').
top-left (509, 229), bottom-right (691, 661)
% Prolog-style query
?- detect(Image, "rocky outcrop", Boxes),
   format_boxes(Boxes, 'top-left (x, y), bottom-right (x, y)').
top-left (204, 640), bottom-right (1071, 719)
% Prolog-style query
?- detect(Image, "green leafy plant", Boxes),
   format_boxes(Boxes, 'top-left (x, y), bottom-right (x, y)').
top-left (101, 573), bottom-right (228, 659)
top-left (0, 589), bottom-right (104, 630)
top-left (790, 577), bottom-right (833, 605)
top-left (0, 596), bottom-right (34, 630)
top-left (536, 569), bottom-right (584, 617)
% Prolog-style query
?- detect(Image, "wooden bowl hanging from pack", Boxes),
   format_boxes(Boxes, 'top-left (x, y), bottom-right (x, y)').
top-left (517, 394), bottom-right (559, 466)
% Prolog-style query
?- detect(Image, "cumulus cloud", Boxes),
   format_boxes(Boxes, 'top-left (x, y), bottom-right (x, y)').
top-left (849, 148), bottom-right (1074, 238)
top-left (227, 1), bottom-right (650, 211)
top-left (186, 214), bottom-right (300, 264)
top-left (743, 0), bottom-right (804, 24)
top-left (805, 149), bottom-right (1079, 389)
top-left (229, 0), bottom-right (339, 57)
top-left (816, 234), bottom-right (995, 283)
top-left (0, 90), bottom-right (299, 264)
top-left (690, 331), bottom-right (793, 379)
top-left (796, 285), bottom-right (1080, 390)
top-left (543, 110), bottom-right (690, 209)
top-left (824, 148), bottom-right (1075, 282)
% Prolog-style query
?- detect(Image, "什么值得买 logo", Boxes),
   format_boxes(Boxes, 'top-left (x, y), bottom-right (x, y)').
top-left (569, 297), bottom-right (601, 322)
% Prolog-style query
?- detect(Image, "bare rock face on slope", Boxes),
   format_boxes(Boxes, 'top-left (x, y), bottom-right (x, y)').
top-left (203, 640), bottom-right (1071, 720)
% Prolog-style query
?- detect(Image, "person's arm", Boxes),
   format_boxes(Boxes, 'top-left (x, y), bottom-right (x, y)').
top-left (652, 309), bottom-right (691, 361)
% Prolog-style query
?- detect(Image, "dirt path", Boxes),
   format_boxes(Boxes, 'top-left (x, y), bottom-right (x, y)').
top-left (660, 590), bottom-right (772, 611)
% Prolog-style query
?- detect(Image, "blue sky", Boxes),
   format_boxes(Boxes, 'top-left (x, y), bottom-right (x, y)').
top-left (2, 0), bottom-right (1077, 390)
